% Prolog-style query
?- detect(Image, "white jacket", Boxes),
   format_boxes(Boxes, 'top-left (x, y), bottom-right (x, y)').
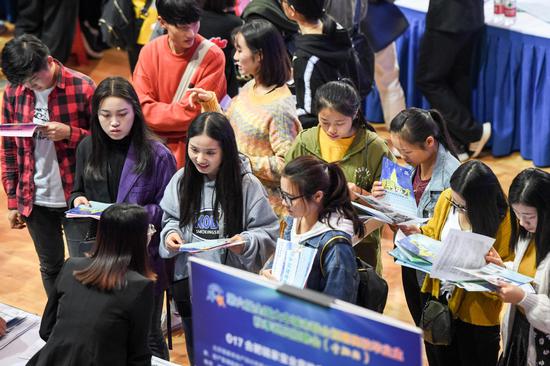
top-left (501, 238), bottom-right (550, 365)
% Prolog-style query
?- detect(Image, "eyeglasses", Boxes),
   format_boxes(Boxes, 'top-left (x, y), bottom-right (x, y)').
top-left (278, 188), bottom-right (304, 206)
top-left (446, 197), bottom-right (467, 213)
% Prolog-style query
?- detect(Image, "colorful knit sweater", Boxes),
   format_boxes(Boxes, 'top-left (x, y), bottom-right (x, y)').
top-left (201, 79), bottom-right (301, 215)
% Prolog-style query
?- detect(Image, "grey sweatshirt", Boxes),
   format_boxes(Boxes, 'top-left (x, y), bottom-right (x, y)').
top-left (159, 156), bottom-right (279, 280)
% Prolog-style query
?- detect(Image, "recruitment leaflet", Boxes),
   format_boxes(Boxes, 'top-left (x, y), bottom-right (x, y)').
top-left (189, 257), bottom-right (422, 366)
top-left (380, 157), bottom-right (417, 218)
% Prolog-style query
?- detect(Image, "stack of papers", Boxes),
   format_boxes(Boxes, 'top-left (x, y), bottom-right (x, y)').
top-left (389, 229), bottom-right (535, 292)
top-left (178, 239), bottom-right (245, 253)
top-left (0, 303), bottom-right (40, 350)
top-left (271, 238), bottom-right (317, 288)
top-left (65, 201), bottom-right (112, 220)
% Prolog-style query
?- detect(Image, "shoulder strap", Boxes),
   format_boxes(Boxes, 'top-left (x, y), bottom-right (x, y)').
top-left (319, 235), bottom-right (352, 277)
top-left (172, 39), bottom-right (215, 103)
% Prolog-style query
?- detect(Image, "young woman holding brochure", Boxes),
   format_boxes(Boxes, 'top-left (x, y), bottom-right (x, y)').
top-left (159, 112), bottom-right (279, 363)
top-left (68, 76), bottom-right (176, 360)
top-left (405, 160), bottom-right (513, 366)
top-left (286, 80), bottom-right (394, 273)
top-left (262, 155), bottom-right (362, 302)
top-left (370, 108), bottom-right (460, 325)
top-left (485, 168), bottom-right (550, 366)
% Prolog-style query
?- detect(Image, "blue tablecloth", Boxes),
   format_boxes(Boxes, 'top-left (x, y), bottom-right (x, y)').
top-left (366, 6), bottom-right (550, 167)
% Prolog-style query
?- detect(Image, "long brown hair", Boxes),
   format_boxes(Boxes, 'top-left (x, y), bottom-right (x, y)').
top-left (283, 155), bottom-right (365, 237)
top-left (73, 204), bottom-right (156, 290)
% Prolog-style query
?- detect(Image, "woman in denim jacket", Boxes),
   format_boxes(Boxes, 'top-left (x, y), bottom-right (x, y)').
top-left (264, 155), bottom-right (364, 302)
top-left (371, 108), bottom-right (460, 325)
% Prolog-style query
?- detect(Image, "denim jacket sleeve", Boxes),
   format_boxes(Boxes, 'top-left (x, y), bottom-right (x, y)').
top-left (320, 240), bottom-right (359, 303)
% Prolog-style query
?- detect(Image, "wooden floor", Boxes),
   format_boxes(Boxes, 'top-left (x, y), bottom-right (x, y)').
top-left (1, 43), bottom-right (549, 366)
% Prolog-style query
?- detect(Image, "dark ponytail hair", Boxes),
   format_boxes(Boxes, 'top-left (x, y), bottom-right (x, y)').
top-left (283, 155), bottom-right (365, 237)
top-left (390, 108), bottom-right (458, 158)
top-left (314, 80), bottom-right (375, 132)
top-left (179, 112), bottom-right (244, 237)
top-left (450, 160), bottom-right (508, 238)
top-left (508, 168), bottom-right (550, 266)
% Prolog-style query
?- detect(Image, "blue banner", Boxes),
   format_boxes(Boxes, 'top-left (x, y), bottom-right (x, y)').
top-left (190, 258), bottom-right (422, 366)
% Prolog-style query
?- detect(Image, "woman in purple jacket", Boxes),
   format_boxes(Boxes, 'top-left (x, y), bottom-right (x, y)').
top-left (68, 76), bottom-right (176, 360)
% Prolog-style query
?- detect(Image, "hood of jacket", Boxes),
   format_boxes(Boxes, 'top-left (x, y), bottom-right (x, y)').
top-left (294, 17), bottom-right (354, 67)
top-left (291, 213), bottom-right (355, 246)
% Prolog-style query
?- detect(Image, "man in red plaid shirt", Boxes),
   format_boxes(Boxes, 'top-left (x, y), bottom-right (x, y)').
top-left (1, 35), bottom-right (95, 297)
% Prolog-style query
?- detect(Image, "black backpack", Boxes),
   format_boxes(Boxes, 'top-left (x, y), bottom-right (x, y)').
top-left (320, 235), bottom-right (388, 313)
top-left (99, 0), bottom-right (153, 50)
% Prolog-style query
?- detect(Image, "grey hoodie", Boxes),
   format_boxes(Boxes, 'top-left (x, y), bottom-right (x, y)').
top-left (159, 156), bottom-right (279, 280)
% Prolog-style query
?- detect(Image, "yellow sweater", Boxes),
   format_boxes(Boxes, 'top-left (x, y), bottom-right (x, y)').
top-left (421, 189), bottom-right (513, 326)
top-left (318, 127), bottom-right (356, 163)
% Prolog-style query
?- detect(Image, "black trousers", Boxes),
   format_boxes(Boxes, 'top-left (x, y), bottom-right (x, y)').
top-left (15, 0), bottom-right (79, 63)
top-left (402, 266), bottom-right (423, 326)
top-left (173, 278), bottom-right (194, 365)
top-left (416, 27), bottom-right (484, 147)
top-left (426, 319), bottom-right (500, 366)
top-left (23, 205), bottom-right (68, 297)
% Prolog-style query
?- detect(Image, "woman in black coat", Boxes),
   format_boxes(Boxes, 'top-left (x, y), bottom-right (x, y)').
top-left (27, 204), bottom-right (156, 366)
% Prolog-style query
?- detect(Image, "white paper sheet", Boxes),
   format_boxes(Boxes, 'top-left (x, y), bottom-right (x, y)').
top-left (430, 229), bottom-right (495, 282)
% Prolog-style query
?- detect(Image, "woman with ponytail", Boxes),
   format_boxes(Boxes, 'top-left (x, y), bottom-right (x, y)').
top-left (287, 80), bottom-right (394, 273)
top-left (370, 107), bottom-right (460, 325)
top-left (262, 155), bottom-right (363, 302)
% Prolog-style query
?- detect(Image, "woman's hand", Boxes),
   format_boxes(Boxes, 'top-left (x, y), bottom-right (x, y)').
top-left (348, 182), bottom-right (368, 202)
top-left (187, 87), bottom-right (215, 109)
top-left (227, 234), bottom-right (245, 254)
top-left (398, 224), bottom-right (421, 235)
top-left (165, 232), bottom-right (184, 253)
top-left (370, 181), bottom-right (386, 199)
top-left (496, 282), bottom-right (525, 304)
top-left (485, 247), bottom-right (504, 267)
top-left (73, 196), bottom-right (90, 208)
top-left (260, 269), bottom-right (277, 281)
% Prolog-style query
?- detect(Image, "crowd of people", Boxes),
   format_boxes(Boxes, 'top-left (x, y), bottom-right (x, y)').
top-left (1, 0), bottom-right (549, 366)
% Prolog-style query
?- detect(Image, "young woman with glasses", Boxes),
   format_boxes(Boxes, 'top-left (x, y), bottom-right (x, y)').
top-left (262, 155), bottom-right (364, 302)
top-left (404, 160), bottom-right (513, 366)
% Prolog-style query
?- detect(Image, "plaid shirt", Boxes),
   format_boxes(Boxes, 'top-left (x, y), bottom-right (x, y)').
top-left (1, 61), bottom-right (95, 216)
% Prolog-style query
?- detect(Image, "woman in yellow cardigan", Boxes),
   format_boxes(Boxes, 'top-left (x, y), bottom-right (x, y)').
top-left (406, 160), bottom-right (513, 366)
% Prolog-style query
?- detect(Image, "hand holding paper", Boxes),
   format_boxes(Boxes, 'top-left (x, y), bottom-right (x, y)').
top-left (166, 232), bottom-right (184, 253)
top-left (485, 247), bottom-right (505, 267)
top-left (227, 234), bottom-right (245, 254)
top-left (495, 282), bottom-right (526, 304)
top-left (37, 121), bottom-right (71, 141)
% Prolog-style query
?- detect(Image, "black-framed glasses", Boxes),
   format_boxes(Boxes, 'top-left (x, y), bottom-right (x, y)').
top-left (278, 188), bottom-right (305, 206)
top-left (446, 197), bottom-right (467, 213)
